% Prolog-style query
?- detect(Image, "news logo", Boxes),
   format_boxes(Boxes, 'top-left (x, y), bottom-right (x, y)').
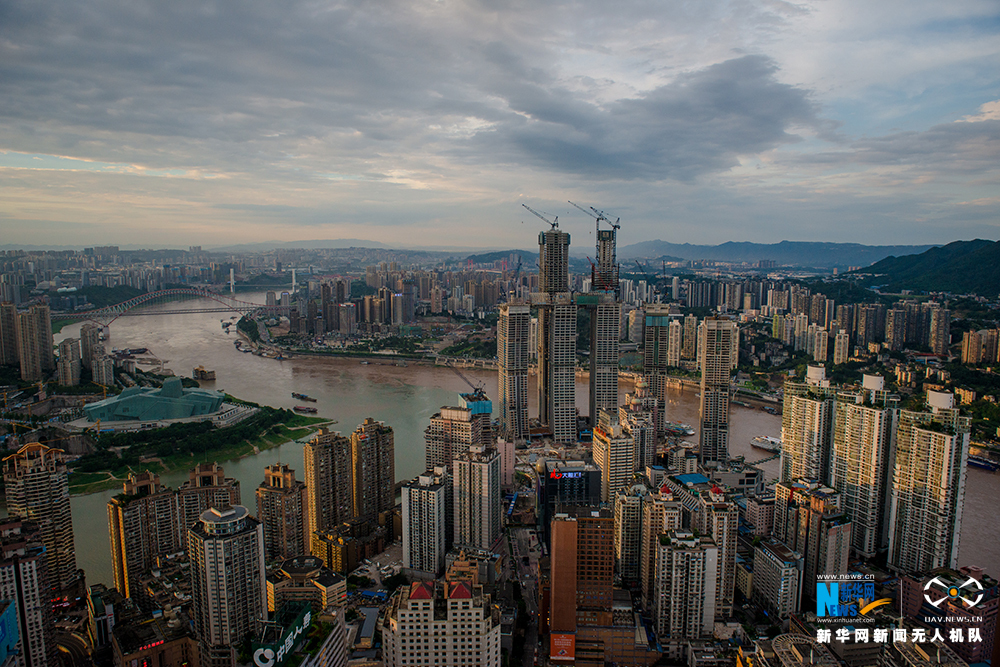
top-left (923, 576), bottom-right (983, 609)
top-left (817, 578), bottom-right (892, 618)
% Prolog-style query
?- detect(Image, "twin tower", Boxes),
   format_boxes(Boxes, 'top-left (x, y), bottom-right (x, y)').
top-left (499, 216), bottom-right (621, 443)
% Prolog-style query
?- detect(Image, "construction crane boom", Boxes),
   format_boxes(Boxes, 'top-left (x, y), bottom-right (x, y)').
top-left (522, 204), bottom-right (558, 230)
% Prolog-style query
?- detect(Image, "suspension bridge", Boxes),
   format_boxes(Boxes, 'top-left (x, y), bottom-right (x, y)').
top-left (50, 287), bottom-right (289, 328)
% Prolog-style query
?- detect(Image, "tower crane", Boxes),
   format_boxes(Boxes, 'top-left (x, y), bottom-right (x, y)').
top-left (568, 201), bottom-right (620, 230)
top-left (522, 204), bottom-right (559, 230)
top-left (446, 362), bottom-right (488, 400)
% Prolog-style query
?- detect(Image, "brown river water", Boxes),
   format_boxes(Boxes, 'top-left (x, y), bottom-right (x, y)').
top-left (35, 293), bottom-right (999, 589)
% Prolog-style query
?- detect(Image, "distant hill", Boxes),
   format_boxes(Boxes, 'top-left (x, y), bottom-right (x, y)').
top-left (851, 240), bottom-right (1000, 296)
top-left (618, 240), bottom-right (935, 268)
top-left (463, 249), bottom-right (534, 264)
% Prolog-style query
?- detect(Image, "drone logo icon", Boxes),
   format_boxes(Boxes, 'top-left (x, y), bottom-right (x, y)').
top-left (924, 576), bottom-right (984, 609)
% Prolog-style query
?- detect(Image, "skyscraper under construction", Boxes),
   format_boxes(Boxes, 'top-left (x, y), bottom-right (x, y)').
top-left (535, 226), bottom-right (577, 443)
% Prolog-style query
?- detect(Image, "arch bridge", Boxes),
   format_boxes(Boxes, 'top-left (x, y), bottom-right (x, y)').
top-left (52, 287), bottom-right (288, 328)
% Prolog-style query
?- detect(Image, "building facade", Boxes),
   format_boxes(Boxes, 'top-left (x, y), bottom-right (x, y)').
top-left (256, 463), bottom-right (310, 562)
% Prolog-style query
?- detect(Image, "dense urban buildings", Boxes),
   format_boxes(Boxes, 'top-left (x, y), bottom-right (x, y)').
top-left (0, 517), bottom-right (56, 667)
top-left (2, 442), bottom-right (78, 592)
top-left (304, 427), bottom-right (354, 553)
top-left (256, 463), bottom-right (310, 562)
top-left (351, 418), bottom-right (395, 522)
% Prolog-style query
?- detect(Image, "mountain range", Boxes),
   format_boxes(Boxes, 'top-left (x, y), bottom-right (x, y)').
top-left (852, 240), bottom-right (1000, 296)
top-left (617, 240), bottom-right (936, 268)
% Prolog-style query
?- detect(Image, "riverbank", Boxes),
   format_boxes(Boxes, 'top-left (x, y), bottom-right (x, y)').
top-left (67, 417), bottom-right (335, 496)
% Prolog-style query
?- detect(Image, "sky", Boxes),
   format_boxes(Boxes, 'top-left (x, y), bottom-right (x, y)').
top-left (1, 0), bottom-right (998, 250)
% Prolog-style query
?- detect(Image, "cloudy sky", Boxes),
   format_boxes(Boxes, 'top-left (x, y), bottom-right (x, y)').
top-left (1, 0), bottom-right (998, 249)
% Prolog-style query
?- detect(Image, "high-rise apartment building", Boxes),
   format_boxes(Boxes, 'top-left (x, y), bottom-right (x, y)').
top-left (498, 303), bottom-right (531, 440)
top-left (642, 305), bottom-right (672, 423)
top-left (588, 299), bottom-right (621, 424)
top-left (304, 428), bottom-right (353, 557)
top-left (381, 581), bottom-right (502, 667)
top-left (888, 391), bottom-right (970, 573)
top-left (833, 330), bottom-right (849, 365)
top-left (401, 468), bottom-right (450, 576)
top-left (640, 487), bottom-right (683, 613)
top-left (256, 463), bottom-right (309, 562)
top-left (189, 505), bottom-right (266, 667)
top-left (536, 227), bottom-right (577, 443)
top-left (698, 318), bottom-right (738, 466)
top-left (929, 308), bottom-right (951, 355)
top-left (15, 305), bottom-right (53, 382)
top-left (695, 486), bottom-right (739, 618)
top-left (56, 337), bottom-right (81, 386)
top-left (831, 375), bottom-right (897, 558)
top-left (108, 472), bottom-right (182, 599)
top-left (751, 538), bottom-right (803, 619)
top-left (654, 530), bottom-right (719, 659)
top-left (592, 409), bottom-right (637, 504)
top-left (612, 480), bottom-right (649, 588)
top-left (781, 367), bottom-right (836, 484)
top-left (0, 302), bottom-right (18, 366)
top-left (0, 517), bottom-right (56, 667)
top-left (350, 418), bottom-right (394, 521)
top-left (425, 392), bottom-right (492, 471)
top-left (453, 445), bottom-right (501, 551)
top-left (177, 462), bottom-right (241, 550)
top-left (3, 442), bottom-right (78, 591)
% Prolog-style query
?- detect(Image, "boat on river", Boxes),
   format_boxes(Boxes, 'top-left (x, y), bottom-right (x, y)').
top-left (292, 392), bottom-right (317, 402)
top-left (664, 421), bottom-right (695, 437)
top-left (968, 455), bottom-right (999, 472)
top-left (293, 406), bottom-right (318, 414)
top-left (751, 436), bottom-right (782, 453)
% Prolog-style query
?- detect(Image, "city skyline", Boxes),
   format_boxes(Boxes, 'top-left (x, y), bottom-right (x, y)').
top-left (1, 0), bottom-right (998, 249)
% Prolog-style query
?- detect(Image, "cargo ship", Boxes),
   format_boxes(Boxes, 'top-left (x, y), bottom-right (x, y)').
top-left (292, 392), bottom-right (317, 402)
top-left (751, 436), bottom-right (782, 453)
top-left (968, 455), bottom-right (999, 472)
top-left (293, 406), bottom-right (318, 414)
top-left (192, 366), bottom-right (216, 381)
top-left (664, 422), bottom-right (695, 437)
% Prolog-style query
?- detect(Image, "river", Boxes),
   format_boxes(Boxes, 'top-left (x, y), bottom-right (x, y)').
top-left (37, 293), bottom-right (1000, 588)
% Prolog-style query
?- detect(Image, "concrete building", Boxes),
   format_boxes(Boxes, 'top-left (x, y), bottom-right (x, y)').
top-left (304, 428), bottom-right (353, 557)
top-left (0, 302), bottom-right (18, 367)
top-left (654, 530), bottom-right (719, 660)
top-left (2, 442), bottom-right (78, 591)
top-left (80, 321), bottom-right (101, 368)
top-left (695, 486), bottom-right (739, 618)
top-left (831, 375), bottom-right (898, 558)
top-left (425, 393), bottom-right (492, 471)
top-left (744, 634), bottom-right (838, 667)
top-left (536, 227), bottom-right (577, 443)
top-left (381, 581), bottom-right (502, 667)
top-left (642, 304), bottom-right (673, 434)
top-left (15, 304), bottom-right (53, 382)
top-left (497, 302), bottom-right (531, 440)
top-left (402, 468), bottom-right (450, 576)
top-left (698, 318), bottom-right (738, 466)
top-left (781, 366), bottom-right (835, 484)
top-left (0, 518), bottom-right (56, 667)
top-left (889, 391), bottom-right (970, 573)
top-left (454, 445), bottom-right (501, 551)
top-left (612, 479), bottom-right (649, 589)
top-left (833, 330), bottom-right (849, 365)
top-left (256, 463), bottom-right (310, 562)
top-left (592, 409), bottom-right (636, 504)
top-left (350, 418), bottom-right (395, 522)
top-left (56, 336), bottom-right (81, 386)
top-left (751, 539), bottom-right (803, 620)
top-left (108, 471), bottom-right (182, 599)
top-left (537, 459), bottom-right (601, 546)
top-left (189, 505), bottom-right (266, 667)
top-left (897, 565), bottom-right (997, 665)
top-left (111, 611), bottom-right (201, 667)
top-left (177, 462), bottom-right (241, 551)
top-left (265, 555), bottom-right (346, 614)
top-left (929, 308), bottom-right (951, 356)
top-left (639, 486), bottom-right (683, 613)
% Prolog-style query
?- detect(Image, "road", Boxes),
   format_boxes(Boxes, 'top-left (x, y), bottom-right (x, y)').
top-left (56, 631), bottom-right (91, 667)
top-left (509, 526), bottom-right (541, 667)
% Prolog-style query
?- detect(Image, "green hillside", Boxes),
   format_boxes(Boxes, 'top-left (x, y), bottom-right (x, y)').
top-left (853, 240), bottom-right (1000, 296)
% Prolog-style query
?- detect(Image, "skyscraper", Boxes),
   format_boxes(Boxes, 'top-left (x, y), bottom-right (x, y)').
top-left (536, 227), bottom-right (577, 443)
top-left (189, 505), bottom-right (266, 667)
top-left (15, 305), bottom-right (53, 382)
top-left (424, 392), bottom-right (492, 471)
top-left (831, 375), bottom-right (897, 558)
top-left (402, 468), bottom-right (450, 576)
top-left (304, 428), bottom-right (353, 556)
top-left (612, 479), bottom-right (649, 589)
top-left (643, 304), bottom-right (673, 437)
top-left (781, 366), bottom-right (835, 484)
top-left (640, 486), bottom-right (682, 613)
top-left (256, 463), bottom-right (309, 562)
top-left (833, 329), bottom-right (849, 364)
top-left (3, 442), bottom-right (78, 591)
top-left (698, 318), bottom-right (738, 466)
top-left (695, 486), bottom-right (739, 618)
top-left (585, 224), bottom-right (621, 427)
top-left (888, 390), bottom-right (970, 573)
top-left (0, 517), bottom-right (56, 667)
top-left (56, 336), bottom-right (81, 386)
top-left (453, 445), bottom-right (501, 551)
top-left (0, 302), bottom-right (18, 366)
top-left (592, 409), bottom-right (635, 503)
top-left (108, 472), bottom-right (181, 599)
top-left (929, 307), bottom-right (951, 355)
top-left (177, 462), bottom-right (241, 549)
top-left (654, 530), bottom-right (719, 659)
top-left (350, 418), bottom-right (395, 522)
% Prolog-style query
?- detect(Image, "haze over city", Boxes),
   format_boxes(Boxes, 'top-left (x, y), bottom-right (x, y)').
top-left (2, 0), bottom-right (998, 249)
